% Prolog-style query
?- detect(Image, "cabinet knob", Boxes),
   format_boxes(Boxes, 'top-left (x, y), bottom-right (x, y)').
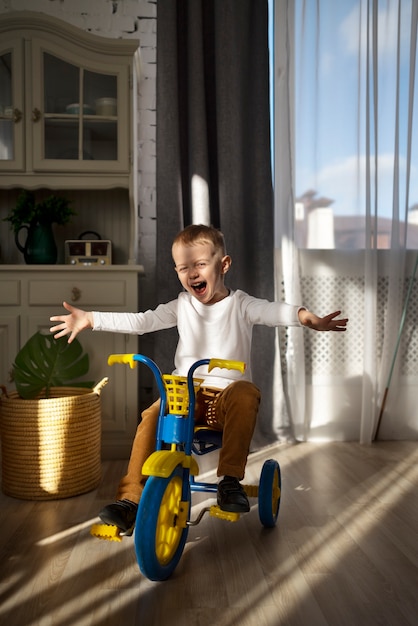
top-left (32, 108), bottom-right (42, 122)
top-left (13, 108), bottom-right (23, 123)
top-left (71, 286), bottom-right (81, 302)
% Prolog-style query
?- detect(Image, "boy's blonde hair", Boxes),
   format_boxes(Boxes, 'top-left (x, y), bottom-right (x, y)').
top-left (172, 224), bottom-right (226, 256)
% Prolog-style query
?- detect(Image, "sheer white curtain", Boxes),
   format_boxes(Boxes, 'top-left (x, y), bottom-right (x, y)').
top-left (273, 0), bottom-right (418, 443)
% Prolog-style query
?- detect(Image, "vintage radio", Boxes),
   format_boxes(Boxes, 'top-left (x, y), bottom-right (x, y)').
top-left (65, 232), bottom-right (112, 265)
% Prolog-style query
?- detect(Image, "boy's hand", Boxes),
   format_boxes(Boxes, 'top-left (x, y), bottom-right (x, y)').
top-left (50, 301), bottom-right (93, 343)
top-left (298, 309), bottom-right (348, 332)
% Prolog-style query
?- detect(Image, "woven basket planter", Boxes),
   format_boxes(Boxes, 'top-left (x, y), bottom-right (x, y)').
top-left (0, 378), bottom-right (107, 500)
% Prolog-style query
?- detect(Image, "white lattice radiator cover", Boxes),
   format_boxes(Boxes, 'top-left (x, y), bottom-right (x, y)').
top-left (275, 250), bottom-right (418, 440)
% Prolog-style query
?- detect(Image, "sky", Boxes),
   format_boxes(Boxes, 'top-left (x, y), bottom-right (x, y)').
top-left (275, 0), bottom-right (418, 221)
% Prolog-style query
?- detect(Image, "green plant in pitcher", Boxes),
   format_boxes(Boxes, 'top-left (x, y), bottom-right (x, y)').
top-left (4, 190), bottom-right (76, 264)
top-left (4, 189), bottom-right (75, 233)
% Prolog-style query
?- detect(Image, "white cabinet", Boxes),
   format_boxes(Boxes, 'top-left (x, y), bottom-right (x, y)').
top-left (0, 12), bottom-right (140, 183)
top-left (0, 13), bottom-right (144, 460)
top-left (0, 12), bottom-right (141, 263)
top-left (0, 266), bottom-right (144, 459)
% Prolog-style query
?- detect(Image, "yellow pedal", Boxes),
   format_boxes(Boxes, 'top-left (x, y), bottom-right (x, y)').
top-left (90, 523), bottom-right (123, 542)
top-left (209, 505), bottom-right (240, 523)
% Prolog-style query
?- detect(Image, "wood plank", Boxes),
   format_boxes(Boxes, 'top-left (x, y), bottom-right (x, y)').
top-left (0, 442), bottom-right (417, 625)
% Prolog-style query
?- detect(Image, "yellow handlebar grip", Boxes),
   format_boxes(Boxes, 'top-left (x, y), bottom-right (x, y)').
top-left (107, 354), bottom-right (137, 369)
top-left (208, 358), bottom-right (246, 374)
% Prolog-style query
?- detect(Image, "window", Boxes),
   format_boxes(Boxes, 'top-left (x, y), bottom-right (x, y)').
top-left (270, 0), bottom-right (418, 249)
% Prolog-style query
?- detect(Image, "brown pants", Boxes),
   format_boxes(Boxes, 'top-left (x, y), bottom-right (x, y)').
top-left (116, 380), bottom-right (261, 503)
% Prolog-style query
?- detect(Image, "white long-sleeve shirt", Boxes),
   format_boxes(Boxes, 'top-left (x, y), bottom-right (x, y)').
top-left (93, 289), bottom-right (302, 388)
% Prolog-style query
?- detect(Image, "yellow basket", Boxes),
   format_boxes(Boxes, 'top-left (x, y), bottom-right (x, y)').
top-left (163, 375), bottom-right (203, 415)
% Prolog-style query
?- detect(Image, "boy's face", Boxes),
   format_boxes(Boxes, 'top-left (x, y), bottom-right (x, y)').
top-left (172, 241), bottom-right (231, 305)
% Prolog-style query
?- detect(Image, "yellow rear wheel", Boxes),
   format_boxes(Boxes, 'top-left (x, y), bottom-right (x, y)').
top-left (258, 459), bottom-right (281, 527)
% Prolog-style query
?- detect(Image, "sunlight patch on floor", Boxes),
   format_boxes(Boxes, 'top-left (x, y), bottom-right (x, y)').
top-left (36, 517), bottom-right (100, 546)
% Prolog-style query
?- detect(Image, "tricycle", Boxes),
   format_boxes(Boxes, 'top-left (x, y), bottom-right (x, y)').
top-left (91, 353), bottom-right (281, 581)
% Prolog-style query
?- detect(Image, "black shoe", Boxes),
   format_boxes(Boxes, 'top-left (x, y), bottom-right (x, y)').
top-left (99, 499), bottom-right (138, 535)
top-left (217, 476), bottom-right (250, 513)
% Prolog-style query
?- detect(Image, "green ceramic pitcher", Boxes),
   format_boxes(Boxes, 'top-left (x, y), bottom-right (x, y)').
top-left (15, 223), bottom-right (58, 264)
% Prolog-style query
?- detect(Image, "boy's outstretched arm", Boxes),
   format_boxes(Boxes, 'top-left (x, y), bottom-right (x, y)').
top-left (298, 309), bottom-right (348, 332)
top-left (50, 301), bottom-right (94, 343)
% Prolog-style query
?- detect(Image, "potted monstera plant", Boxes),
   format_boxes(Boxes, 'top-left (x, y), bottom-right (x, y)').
top-left (0, 331), bottom-right (107, 500)
top-left (3, 189), bottom-right (75, 264)
top-left (11, 330), bottom-right (93, 399)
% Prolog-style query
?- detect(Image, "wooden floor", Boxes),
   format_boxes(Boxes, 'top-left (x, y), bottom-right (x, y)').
top-left (0, 441), bottom-right (417, 626)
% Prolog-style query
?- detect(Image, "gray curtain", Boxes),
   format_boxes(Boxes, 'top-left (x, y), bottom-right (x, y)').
top-left (155, 0), bottom-right (276, 447)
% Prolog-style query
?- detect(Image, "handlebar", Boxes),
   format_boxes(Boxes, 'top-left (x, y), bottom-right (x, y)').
top-left (207, 358), bottom-right (246, 374)
top-left (108, 353), bottom-right (138, 369)
top-left (107, 354), bottom-right (246, 377)
top-left (108, 353), bottom-right (167, 405)
top-left (107, 353), bottom-right (246, 414)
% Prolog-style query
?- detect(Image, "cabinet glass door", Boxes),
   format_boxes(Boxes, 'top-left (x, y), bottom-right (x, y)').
top-left (83, 70), bottom-right (118, 161)
top-left (0, 52), bottom-right (13, 160)
top-left (41, 52), bottom-right (119, 165)
top-left (43, 53), bottom-right (80, 160)
top-left (0, 45), bottom-right (24, 170)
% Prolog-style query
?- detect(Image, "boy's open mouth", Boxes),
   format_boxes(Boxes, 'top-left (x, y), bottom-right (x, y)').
top-left (192, 281), bottom-right (207, 295)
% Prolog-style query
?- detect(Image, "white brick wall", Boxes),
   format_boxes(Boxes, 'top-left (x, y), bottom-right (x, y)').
top-left (0, 0), bottom-right (157, 308)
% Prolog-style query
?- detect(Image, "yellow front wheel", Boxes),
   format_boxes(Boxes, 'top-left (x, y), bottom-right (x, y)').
top-left (135, 466), bottom-right (190, 581)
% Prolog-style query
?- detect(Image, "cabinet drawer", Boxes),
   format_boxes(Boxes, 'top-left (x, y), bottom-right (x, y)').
top-left (28, 279), bottom-right (127, 307)
top-left (0, 280), bottom-right (20, 305)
